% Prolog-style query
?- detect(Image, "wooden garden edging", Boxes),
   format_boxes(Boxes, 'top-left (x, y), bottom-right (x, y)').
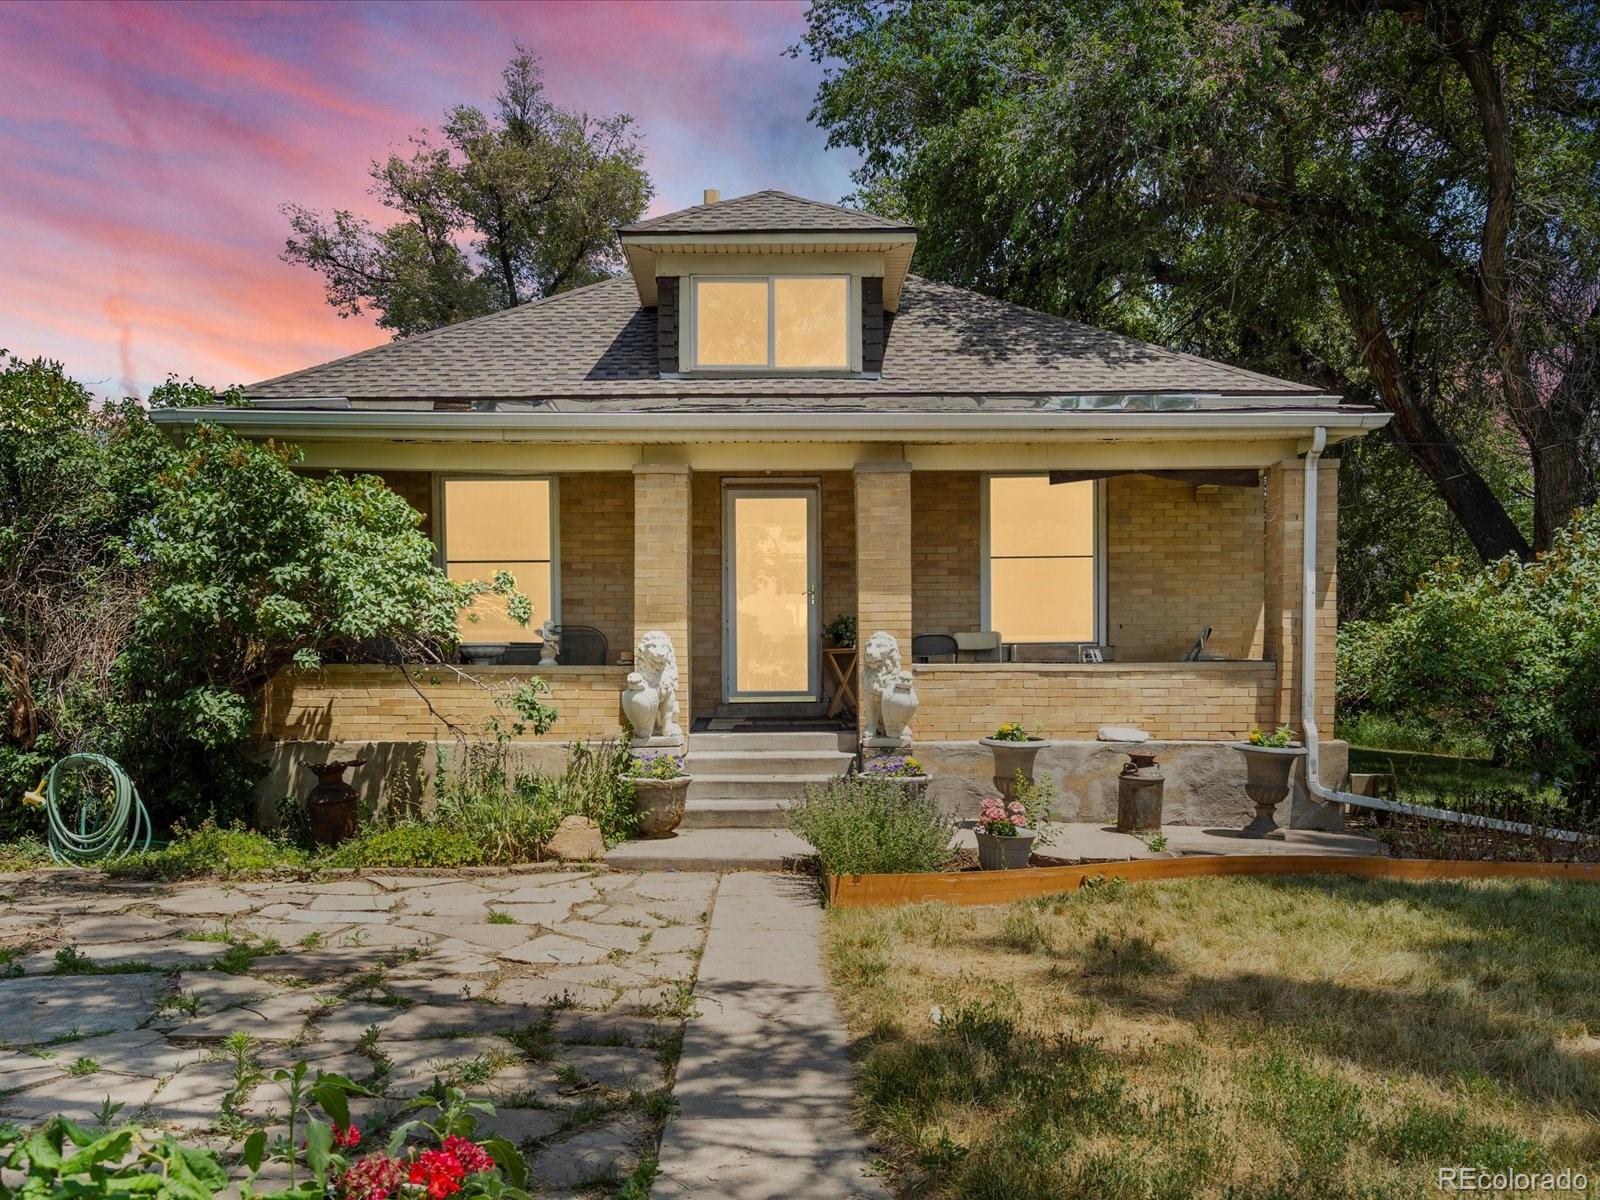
top-left (825, 854), bottom-right (1600, 908)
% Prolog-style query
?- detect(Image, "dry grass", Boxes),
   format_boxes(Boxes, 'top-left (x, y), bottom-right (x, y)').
top-left (825, 875), bottom-right (1600, 1199)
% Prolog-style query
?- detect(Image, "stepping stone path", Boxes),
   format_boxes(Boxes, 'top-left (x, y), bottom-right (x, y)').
top-left (0, 868), bottom-right (717, 1196)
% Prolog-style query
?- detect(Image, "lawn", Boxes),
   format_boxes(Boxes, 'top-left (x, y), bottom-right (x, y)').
top-left (826, 876), bottom-right (1600, 1199)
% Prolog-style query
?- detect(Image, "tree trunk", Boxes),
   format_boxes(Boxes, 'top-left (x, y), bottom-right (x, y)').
top-left (1337, 279), bottom-right (1531, 562)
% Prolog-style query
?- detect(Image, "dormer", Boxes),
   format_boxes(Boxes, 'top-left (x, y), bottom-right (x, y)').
top-left (617, 189), bottom-right (917, 378)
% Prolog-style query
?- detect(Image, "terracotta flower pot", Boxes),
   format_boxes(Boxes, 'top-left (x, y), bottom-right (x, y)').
top-left (975, 829), bottom-right (1035, 870)
top-left (1229, 743), bottom-right (1306, 838)
top-left (979, 737), bottom-right (1050, 801)
top-left (632, 776), bottom-right (690, 838)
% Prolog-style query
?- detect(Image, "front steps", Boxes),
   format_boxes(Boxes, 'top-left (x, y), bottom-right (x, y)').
top-left (682, 731), bottom-right (854, 829)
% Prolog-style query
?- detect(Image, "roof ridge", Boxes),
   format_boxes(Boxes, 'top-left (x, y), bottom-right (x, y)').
top-left (243, 277), bottom-right (627, 394)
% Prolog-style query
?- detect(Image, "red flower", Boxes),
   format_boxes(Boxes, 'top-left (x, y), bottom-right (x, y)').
top-left (408, 1148), bottom-right (467, 1199)
top-left (441, 1136), bottom-right (494, 1175)
top-left (341, 1154), bottom-right (404, 1200)
top-left (334, 1124), bottom-right (362, 1149)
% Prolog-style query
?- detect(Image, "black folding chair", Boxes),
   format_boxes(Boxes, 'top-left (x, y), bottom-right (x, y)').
top-left (555, 624), bottom-right (609, 666)
top-left (911, 633), bottom-right (959, 663)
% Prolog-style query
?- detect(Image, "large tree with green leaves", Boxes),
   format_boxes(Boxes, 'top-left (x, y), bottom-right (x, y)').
top-left (799, 0), bottom-right (1600, 558)
top-left (283, 48), bottom-right (652, 338)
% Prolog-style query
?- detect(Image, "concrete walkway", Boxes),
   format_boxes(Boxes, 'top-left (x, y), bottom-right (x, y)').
top-left (654, 872), bottom-right (887, 1199)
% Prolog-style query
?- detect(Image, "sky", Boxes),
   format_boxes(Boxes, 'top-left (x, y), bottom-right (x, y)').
top-left (0, 0), bottom-right (856, 398)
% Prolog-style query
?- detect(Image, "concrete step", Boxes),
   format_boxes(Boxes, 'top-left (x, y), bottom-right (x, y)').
top-left (680, 799), bottom-right (791, 830)
top-left (688, 749), bottom-right (855, 777)
top-left (687, 730), bottom-right (853, 753)
top-left (686, 774), bottom-right (836, 803)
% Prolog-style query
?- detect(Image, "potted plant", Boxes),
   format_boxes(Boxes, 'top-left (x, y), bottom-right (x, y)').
top-left (824, 613), bottom-right (857, 649)
top-left (627, 750), bottom-right (691, 838)
top-left (974, 773), bottom-right (1056, 870)
top-left (1229, 725), bottom-right (1306, 838)
top-left (979, 721), bottom-right (1050, 801)
top-left (860, 753), bottom-right (930, 800)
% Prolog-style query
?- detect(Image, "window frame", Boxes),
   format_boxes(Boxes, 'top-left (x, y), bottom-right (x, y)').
top-left (685, 274), bottom-right (857, 373)
top-left (433, 473), bottom-right (561, 641)
top-left (979, 473), bottom-right (1107, 646)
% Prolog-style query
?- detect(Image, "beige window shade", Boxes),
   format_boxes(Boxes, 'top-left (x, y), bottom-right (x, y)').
top-left (696, 279), bottom-right (768, 367)
top-left (987, 476), bottom-right (1096, 643)
top-left (442, 478), bottom-right (553, 641)
top-left (693, 276), bottom-right (850, 369)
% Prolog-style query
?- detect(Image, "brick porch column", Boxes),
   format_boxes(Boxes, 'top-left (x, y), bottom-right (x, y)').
top-left (633, 463), bottom-right (692, 732)
top-left (854, 460), bottom-right (913, 740)
top-left (1264, 455), bottom-right (1338, 738)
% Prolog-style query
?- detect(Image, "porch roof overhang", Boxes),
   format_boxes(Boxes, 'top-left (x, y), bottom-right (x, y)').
top-left (150, 404), bottom-right (1389, 447)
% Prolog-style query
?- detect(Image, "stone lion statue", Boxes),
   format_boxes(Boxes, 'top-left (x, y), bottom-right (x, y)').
top-left (861, 630), bottom-right (914, 741)
top-left (632, 630), bottom-right (682, 740)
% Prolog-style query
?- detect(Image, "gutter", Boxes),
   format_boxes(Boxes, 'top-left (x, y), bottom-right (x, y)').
top-left (1297, 425), bottom-right (1581, 843)
top-left (149, 406), bottom-right (1391, 443)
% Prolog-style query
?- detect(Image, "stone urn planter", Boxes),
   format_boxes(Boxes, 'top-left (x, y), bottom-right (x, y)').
top-left (300, 758), bottom-right (365, 847)
top-left (631, 776), bottom-right (690, 838)
top-left (1229, 742), bottom-right (1306, 838)
top-left (979, 735), bottom-right (1050, 802)
top-left (460, 642), bottom-right (509, 665)
top-left (975, 829), bottom-right (1035, 870)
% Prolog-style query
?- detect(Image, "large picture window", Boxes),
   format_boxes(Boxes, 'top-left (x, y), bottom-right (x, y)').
top-left (984, 475), bottom-right (1099, 643)
top-left (440, 477), bottom-right (555, 642)
top-left (692, 275), bottom-right (850, 370)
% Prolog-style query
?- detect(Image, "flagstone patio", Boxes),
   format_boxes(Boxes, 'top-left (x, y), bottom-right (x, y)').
top-left (0, 868), bottom-right (718, 1196)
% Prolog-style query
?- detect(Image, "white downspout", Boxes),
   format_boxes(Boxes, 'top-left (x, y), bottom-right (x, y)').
top-left (1296, 426), bottom-right (1581, 841)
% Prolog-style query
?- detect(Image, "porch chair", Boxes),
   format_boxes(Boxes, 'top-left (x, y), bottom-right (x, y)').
top-left (555, 624), bottom-right (609, 666)
top-left (954, 630), bottom-right (1004, 662)
top-left (910, 633), bottom-right (959, 663)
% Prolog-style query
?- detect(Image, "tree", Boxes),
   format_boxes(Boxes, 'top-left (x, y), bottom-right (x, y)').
top-left (798, 0), bottom-right (1600, 556)
top-left (283, 48), bottom-right (652, 337)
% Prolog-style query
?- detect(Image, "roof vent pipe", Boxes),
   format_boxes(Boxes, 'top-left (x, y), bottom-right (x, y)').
top-left (703, 188), bottom-right (720, 205)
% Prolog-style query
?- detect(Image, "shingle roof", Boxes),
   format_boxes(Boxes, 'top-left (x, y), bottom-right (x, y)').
top-left (243, 275), bottom-right (1324, 404)
top-left (618, 189), bottom-right (915, 235)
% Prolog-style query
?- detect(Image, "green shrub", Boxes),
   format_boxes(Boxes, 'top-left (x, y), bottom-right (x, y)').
top-left (1338, 505), bottom-right (1600, 808)
top-left (111, 823), bottom-right (306, 879)
top-left (323, 824), bottom-right (485, 868)
top-left (787, 776), bottom-right (954, 876)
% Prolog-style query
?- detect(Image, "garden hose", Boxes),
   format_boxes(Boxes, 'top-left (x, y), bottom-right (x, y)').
top-left (23, 753), bottom-right (153, 865)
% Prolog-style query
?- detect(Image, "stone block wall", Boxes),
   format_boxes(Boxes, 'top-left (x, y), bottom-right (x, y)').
top-left (258, 664), bottom-right (628, 742)
top-left (911, 662), bottom-right (1278, 741)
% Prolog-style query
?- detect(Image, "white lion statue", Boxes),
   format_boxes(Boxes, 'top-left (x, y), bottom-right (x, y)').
top-left (862, 630), bottom-right (916, 741)
top-left (629, 630), bottom-right (682, 741)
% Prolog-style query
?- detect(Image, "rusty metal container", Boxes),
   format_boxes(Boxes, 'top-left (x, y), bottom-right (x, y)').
top-left (1116, 750), bottom-right (1165, 833)
top-left (301, 758), bottom-right (365, 847)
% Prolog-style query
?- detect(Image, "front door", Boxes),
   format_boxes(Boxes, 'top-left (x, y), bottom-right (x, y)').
top-left (722, 484), bottom-right (820, 702)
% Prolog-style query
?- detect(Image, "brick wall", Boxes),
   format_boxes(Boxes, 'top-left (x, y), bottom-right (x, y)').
top-left (690, 471), bottom-right (856, 715)
top-left (1265, 458), bottom-right (1337, 735)
top-left (258, 664), bottom-right (627, 742)
top-left (634, 465), bottom-right (693, 723)
top-left (558, 473), bottom-right (633, 660)
top-left (912, 662), bottom-right (1278, 741)
top-left (1107, 474), bottom-right (1265, 660)
top-left (911, 472), bottom-right (981, 634)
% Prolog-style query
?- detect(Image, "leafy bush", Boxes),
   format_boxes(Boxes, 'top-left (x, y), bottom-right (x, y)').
top-left (111, 823), bottom-right (307, 879)
top-left (787, 777), bottom-right (954, 875)
top-left (1338, 506), bottom-right (1600, 807)
top-left (323, 825), bottom-right (486, 869)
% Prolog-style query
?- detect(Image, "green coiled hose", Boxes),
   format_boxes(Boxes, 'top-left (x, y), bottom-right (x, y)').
top-left (33, 753), bottom-right (153, 865)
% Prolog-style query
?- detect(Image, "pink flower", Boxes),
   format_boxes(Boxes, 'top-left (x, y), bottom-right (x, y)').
top-left (341, 1154), bottom-right (404, 1200)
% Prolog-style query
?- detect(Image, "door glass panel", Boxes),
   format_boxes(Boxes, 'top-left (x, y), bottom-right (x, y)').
top-left (733, 495), bottom-right (811, 694)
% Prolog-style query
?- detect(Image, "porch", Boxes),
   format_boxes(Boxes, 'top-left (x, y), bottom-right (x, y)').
top-left (259, 448), bottom-right (1341, 826)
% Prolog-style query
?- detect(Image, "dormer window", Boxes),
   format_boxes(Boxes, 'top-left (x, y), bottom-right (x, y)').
top-left (690, 275), bottom-right (851, 371)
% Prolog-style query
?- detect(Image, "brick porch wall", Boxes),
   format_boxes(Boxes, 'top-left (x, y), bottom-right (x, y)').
top-left (912, 662), bottom-right (1278, 741)
top-left (258, 664), bottom-right (627, 742)
top-left (558, 472), bottom-right (633, 660)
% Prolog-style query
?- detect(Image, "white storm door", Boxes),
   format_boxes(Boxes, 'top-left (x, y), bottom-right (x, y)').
top-left (722, 485), bottom-right (820, 702)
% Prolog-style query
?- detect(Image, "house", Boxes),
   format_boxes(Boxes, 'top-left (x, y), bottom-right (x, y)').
top-left (155, 189), bottom-right (1389, 830)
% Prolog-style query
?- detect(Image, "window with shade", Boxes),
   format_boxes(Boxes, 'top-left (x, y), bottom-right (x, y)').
top-left (440, 478), bottom-right (555, 642)
top-left (692, 276), bottom-right (851, 370)
top-left (984, 475), bottom-right (1099, 643)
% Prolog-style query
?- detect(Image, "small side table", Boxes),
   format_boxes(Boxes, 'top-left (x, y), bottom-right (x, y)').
top-left (823, 646), bottom-right (859, 719)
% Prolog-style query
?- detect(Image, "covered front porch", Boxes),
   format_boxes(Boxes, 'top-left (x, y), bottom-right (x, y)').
top-left (258, 430), bottom-right (1346, 826)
